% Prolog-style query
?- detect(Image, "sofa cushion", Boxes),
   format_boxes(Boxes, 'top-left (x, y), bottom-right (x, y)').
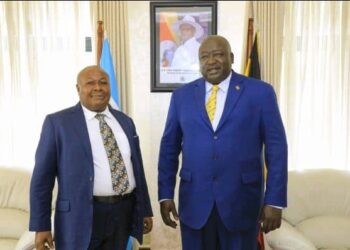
top-left (283, 170), bottom-right (350, 226)
top-left (0, 168), bottom-right (31, 212)
top-left (296, 216), bottom-right (350, 249)
top-left (0, 208), bottom-right (29, 239)
top-left (266, 219), bottom-right (316, 250)
top-left (0, 238), bottom-right (18, 250)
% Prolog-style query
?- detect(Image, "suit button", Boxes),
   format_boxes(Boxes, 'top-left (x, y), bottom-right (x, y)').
top-left (89, 177), bottom-right (93, 181)
top-left (214, 135), bottom-right (218, 140)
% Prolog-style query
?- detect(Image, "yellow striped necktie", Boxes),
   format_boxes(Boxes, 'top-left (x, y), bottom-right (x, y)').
top-left (206, 85), bottom-right (219, 122)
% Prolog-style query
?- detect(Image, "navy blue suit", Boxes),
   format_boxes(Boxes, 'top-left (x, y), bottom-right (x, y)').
top-left (30, 103), bottom-right (152, 249)
top-left (158, 71), bottom-right (287, 248)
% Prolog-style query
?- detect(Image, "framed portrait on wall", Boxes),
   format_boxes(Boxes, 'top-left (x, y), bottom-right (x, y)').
top-left (150, 1), bottom-right (217, 92)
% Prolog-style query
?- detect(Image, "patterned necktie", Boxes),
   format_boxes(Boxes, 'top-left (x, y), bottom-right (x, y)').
top-left (95, 114), bottom-right (129, 195)
top-left (206, 85), bottom-right (219, 122)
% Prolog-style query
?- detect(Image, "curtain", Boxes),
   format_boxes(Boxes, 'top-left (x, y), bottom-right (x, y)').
top-left (0, 1), bottom-right (94, 169)
top-left (252, 1), bottom-right (350, 170)
top-left (252, 1), bottom-right (284, 96)
top-left (279, 1), bottom-right (350, 170)
top-left (90, 1), bottom-right (131, 113)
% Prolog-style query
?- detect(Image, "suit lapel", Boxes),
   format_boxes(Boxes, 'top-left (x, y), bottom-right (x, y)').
top-left (216, 72), bottom-right (245, 131)
top-left (71, 103), bottom-right (93, 163)
top-left (194, 79), bottom-right (213, 132)
top-left (109, 108), bottom-right (142, 176)
top-left (109, 107), bottom-right (134, 150)
top-left (112, 111), bottom-right (131, 137)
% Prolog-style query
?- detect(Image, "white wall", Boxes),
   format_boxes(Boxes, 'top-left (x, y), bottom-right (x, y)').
top-left (127, 2), bottom-right (249, 249)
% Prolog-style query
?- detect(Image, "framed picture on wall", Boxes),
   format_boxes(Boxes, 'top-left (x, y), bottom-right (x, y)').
top-left (150, 1), bottom-right (217, 92)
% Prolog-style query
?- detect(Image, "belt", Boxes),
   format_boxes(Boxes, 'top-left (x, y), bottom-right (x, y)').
top-left (93, 192), bottom-right (134, 204)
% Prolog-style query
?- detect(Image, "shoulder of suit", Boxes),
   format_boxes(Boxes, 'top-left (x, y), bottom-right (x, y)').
top-left (109, 107), bottom-right (133, 122)
top-left (240, 74), bottom-right (273, 91)
top-left (46, 104), bottom-right (78, 118)
top-left (173, 77), bottom-right (203, 94)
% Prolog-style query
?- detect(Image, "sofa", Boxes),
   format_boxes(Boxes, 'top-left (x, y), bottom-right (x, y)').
top-left (266, 169), bottom-right (350, 250)
top-left (0, 167), bottom-right (34, 250)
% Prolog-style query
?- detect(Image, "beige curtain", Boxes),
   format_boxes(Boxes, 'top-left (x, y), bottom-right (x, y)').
top-left (280, 1), bottom-right (350, 170)
top-left (0, 1), bottom-right (94, 169)
top-left (251, 1), bottom-right (284, 97)
top-left (90, 1), bottom-right (131, 113)
top-left (252, 1), bottom-right (350, 170)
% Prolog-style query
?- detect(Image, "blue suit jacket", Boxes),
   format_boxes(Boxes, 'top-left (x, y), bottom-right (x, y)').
top-left (30, 103), bottom-right (152, 249)
top-left (158, 71), bottom-right (288, 231)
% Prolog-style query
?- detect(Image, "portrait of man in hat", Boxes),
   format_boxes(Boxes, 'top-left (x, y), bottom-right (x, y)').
top-left (155, 8), bottom-right (214, 87)
top-left (171, 15), bottom-right (205, 70)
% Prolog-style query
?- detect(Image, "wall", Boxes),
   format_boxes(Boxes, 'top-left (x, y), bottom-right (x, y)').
top-left (127, 2), bottom-right (249, 249)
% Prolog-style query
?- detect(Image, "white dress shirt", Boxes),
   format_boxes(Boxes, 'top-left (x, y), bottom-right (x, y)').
top-left (205, 72), bottom-right (232, 131)
top-left (82, 105), bottom-right (136, 196)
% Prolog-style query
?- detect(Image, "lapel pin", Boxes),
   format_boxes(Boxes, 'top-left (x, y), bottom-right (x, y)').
top-left (235, 85), bottom-right (240, 91)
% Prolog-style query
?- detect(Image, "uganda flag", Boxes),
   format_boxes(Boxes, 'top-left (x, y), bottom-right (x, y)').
top-left (244, 33), bottom-right (261, 80)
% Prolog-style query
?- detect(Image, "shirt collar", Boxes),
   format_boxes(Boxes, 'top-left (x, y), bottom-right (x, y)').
top-left (205, 71), bottom-right (232, 94)
top-left (81, 104), bottom-right (113, 121)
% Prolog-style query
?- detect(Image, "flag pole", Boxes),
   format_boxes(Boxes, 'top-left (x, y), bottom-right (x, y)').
top-left (97, 21), bottom-right (104, 64)
top-left (246, 18), bottom-right (254, 66)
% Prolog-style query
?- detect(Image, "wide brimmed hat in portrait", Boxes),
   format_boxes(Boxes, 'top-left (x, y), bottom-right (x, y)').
top-left (172, 15), bottom-right (204, 39)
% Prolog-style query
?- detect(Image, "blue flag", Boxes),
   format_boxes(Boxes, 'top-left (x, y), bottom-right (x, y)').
top-left (100, 39), bottom-right (133, 250)
top-left (100, 39), bottom-right (121, 110)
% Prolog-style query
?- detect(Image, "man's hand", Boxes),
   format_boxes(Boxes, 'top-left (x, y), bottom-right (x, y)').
top-left (260, 205), bottom-right (282, 233)
top-left (143, 217), bottom-right (153, 234)
top-left (160, 200), bottom-right (178, 228)
top-left (35, 231), bottom-right (54, 250)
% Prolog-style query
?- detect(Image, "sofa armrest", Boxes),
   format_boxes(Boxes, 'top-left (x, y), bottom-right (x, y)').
top-left (17, 211), bottom-right (55, 250)
top-left (15, 231), bottom-right (35, 250)
top-left (264, 233), bottom-right (273, 250)
top-left (265, 219), bottom-right (317, 250)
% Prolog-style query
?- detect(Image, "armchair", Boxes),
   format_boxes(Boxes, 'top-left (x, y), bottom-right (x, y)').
top-left (266, 169), bottom-right (350, 250)
top-left (0, 167), bottom-right (56, 250)
top-left (0, 167), bottom-right (33, 250)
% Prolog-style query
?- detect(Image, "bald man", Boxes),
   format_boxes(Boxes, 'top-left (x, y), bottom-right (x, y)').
top-left (30, 66), bottom-right (153, 250)
top-left (158, 36), bottom-right (287, 249)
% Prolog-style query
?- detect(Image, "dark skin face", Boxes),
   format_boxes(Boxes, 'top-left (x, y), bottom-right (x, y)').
top-left (76, 66), bottom-right (110, 112)
top-left (199, 36), bottom-right (234, 84)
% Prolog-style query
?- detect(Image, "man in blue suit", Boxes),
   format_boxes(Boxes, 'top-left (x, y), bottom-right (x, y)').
top-left (158, 35), bottom-right (288, 249)
top-left (30, 66), bottom-right (153, 250)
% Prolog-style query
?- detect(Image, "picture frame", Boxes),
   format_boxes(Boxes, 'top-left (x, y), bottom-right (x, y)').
top-left (150, 1), bottom-right (217, 92)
